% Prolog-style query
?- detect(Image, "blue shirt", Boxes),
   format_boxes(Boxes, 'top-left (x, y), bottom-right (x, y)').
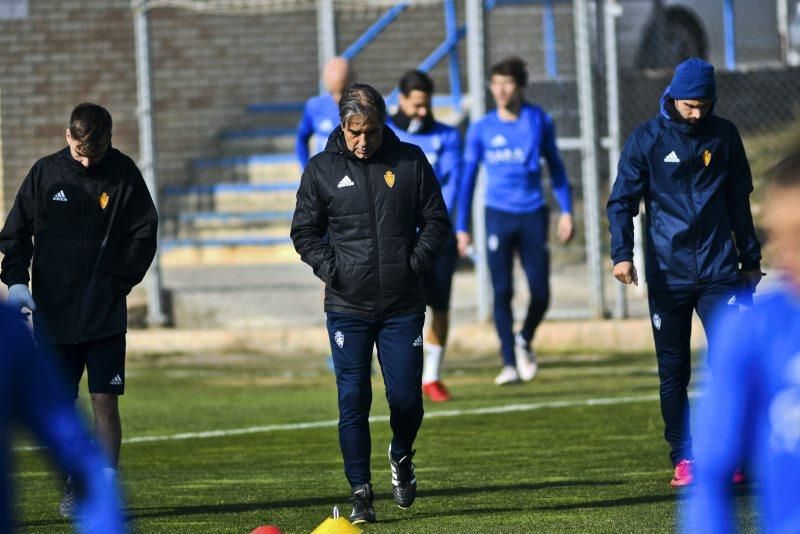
top-left (296, 94), bottom-right (340, 168)
top-left (456, 103), bottom-right (572, 232)
top-left (688, 288), bottom-right (800, 533)
top-left (388, 119), bottom-right (463, 217)
top-left (0, 304), bottom-right (123, 534)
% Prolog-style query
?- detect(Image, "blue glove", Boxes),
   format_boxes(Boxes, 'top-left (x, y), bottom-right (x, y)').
top-left (7, 284), bottom-right (36, 312)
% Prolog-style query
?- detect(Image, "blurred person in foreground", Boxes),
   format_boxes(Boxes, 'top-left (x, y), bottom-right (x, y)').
top-left (388, 69), bottom-right (463, 402)
top-left (687, 152), bottom-right (800, 533)
top-left (456, 56), bottom-right (574, 386)
top-left (0, 303), bottom-right (123, 534)
top-left (291, 83), bottom-right (450, 524)
top-left (607, 58), bottom-right (761, 486)
top-left (296, 56), bottom-right (354, 169)
top-left (0, 103), bottom-right (158, 515)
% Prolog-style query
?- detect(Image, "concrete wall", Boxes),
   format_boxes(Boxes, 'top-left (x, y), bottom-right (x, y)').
top-left (0, 0), bottom-right (139, 213)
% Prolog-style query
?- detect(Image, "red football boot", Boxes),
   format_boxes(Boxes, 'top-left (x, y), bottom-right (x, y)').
top-left (422, 380), bottom-right (452, 402)
top-left (671, 459), bottom-right (695, 487)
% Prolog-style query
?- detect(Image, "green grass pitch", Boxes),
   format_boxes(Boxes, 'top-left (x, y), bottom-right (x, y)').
top-left (12, 350), bottom-right (757, 533)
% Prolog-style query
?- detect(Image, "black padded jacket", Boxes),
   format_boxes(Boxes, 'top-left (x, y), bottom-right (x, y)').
top-left (0, 146), bottom-right (158, 344)
top-left (291, 126), bottom-right (451, 319)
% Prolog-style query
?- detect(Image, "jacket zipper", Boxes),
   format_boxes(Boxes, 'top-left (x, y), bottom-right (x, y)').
top-left (73, 174), bottom-right (87, 344)
top-left (686, 139), bottom-right (700, 283)
top-left (360, 160), bottom-right (382, 318)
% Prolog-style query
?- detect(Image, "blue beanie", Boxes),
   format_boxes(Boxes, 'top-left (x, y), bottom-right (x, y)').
top-left (668, 58), bottom-right (716, 100)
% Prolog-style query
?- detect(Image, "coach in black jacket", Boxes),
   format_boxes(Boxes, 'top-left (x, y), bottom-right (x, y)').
top-left (291, 84), bottom-right (450, 524)
top-left (0, 103), bottom-right (157, 516)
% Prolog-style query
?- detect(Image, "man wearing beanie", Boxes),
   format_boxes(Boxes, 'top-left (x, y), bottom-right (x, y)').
top-left (607, 58), bottom-right (762, 487)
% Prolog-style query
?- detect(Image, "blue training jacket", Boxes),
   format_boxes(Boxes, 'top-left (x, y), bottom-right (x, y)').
top-left (607, 89), bottom-right (761, 288)
top-left (0, 304), bottom-right (123, 534)
top-left (388, 119), bottom-right (463, 219)
top-left (295, 93), bottom-right (340, 168)
top-left (688, 288), bottom-right (800, 533)
top-left (456, 103), bottom-right (572, 233)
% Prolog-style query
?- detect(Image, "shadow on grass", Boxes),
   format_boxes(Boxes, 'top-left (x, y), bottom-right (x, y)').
top-left (18, 478), bottom-right (624, 526)
top-left (539, 492), bottom-right (684, 511)
top-left (381, 483), bottom-right (758, 524)
top-left (535, 481), bottom-right (756, 512)
top-left (24, 480), bottom-right (756, 527)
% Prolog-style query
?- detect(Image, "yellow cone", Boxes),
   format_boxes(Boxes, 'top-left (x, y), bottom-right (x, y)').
top-left (310, 507), bottom-right (362, 534)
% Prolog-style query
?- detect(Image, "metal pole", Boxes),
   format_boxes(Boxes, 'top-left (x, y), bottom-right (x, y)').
top-left (444, 0), bottom-right (463, 111)
top-left (574, 0), bottom-right (605, 318)
top-left (604, 0), bottom-right (626, 319)
top-left (723, 0), bottom-right (736, 70)
top-left (466, 0), bottom-right (490, 322)
top-left (133, 1), bottom-right (166, 326)
top-left (778, 0), bottom-right (789, 63)
top-left (543, 0), bottom-right (558, 78)
top-left (341, 3), bottom-right (408, 60)
top-left (317, 0), bottom-right (336, 94)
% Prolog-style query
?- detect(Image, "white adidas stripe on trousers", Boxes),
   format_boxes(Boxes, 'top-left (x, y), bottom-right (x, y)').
top-left (15, 393), bottom-right (678, 452)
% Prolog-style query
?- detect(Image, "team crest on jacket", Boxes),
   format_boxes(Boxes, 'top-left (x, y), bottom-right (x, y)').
top-left (384, 170), bottom-right (395, 188)
top-left (703, 149), bottom-right (711, 167)
top-left (99, 192), bottom-right (109, 210)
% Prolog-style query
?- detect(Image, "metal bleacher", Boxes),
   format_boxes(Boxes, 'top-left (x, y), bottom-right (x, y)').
top-left (160, 96), bottom-right (465, 265)
top-left (159, 0), bottom-right (560, 265)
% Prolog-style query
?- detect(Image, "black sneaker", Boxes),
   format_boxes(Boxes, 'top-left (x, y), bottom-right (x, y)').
top-left (389, 446), bottom-right (417, 508)
top-left (349, 483), bottom-right (376, 525)
top-left (59, 475), bottom-right (76, 518)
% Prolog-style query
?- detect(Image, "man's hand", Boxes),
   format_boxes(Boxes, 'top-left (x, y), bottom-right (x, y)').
top-left (740, 269), bottom-right (763, 293)
top-left (613, 261), bottom-right (638, 286)
top-left (456, 231), bottom-right (471, 257)
top-left (7, 284), bottom-right (36, 312)
top-left (557, 213), bottom-right (575, 244)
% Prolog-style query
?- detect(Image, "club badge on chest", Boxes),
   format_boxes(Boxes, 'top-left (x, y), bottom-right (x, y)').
top-left (703, 149), bottom-right (711, 167)
top-left (384, 170), bottom-right (395, 188)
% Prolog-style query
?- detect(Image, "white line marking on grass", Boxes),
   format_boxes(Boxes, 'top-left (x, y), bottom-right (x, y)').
top-left (14, 393), bottom-right (669, 452)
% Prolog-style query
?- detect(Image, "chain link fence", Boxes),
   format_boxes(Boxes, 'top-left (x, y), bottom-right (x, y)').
top-left (605, 0), bottom-right (800, 316)
top-left (13, 0), bottom-right (788, 326)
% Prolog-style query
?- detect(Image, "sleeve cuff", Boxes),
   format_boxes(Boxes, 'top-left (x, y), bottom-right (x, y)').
top-left (740, 261), bottom-right (761, 272)
top-left (2, 272), bottom-right (30, 288)
top-left (612, 254), bottom-right (633, 265)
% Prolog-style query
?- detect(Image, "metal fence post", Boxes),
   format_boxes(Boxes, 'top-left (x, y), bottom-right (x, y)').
top-left (778, 0), bottom-right (790, 63)
top-left (723, 0), bottom-right (736, 69)
top-left (317, 0), bottom-right (336, 94)
top-left (466, 0), bottom-right (491, 322)
top-left (574, 0), bottom-right (605, 318)
top-left (543, 0), bottom-right (558, 78)
top-left (604, 0), bottom-right (626, 319)
top-left (444, 0), bottom-right (462, 111)
top-left (133, 0), bottom-right (166, 326)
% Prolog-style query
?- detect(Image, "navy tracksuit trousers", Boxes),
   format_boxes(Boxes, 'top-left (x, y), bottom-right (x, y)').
top-left (485, 207), bottom-right (550, 367)
top-left (647, 279), bottom-right (741, 465)
top-left (326, 312), bottom-right (425, 487)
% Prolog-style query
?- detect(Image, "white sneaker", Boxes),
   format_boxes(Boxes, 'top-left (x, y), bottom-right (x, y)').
top-left (514, 334), bottom-right (538, 382)
top-left (494, 365), bottom-right (520, 385)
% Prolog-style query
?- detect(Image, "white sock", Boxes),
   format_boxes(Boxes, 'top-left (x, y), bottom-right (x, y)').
top-left (422, 344), bottom-right (444, 384)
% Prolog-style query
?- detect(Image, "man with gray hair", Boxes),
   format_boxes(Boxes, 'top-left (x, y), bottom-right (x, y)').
top-left (291, 83), bottom-right (451, 524)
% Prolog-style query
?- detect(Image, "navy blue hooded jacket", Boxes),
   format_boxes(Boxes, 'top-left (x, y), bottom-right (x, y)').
top-left (607, 83), bottom-right (761, 288)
